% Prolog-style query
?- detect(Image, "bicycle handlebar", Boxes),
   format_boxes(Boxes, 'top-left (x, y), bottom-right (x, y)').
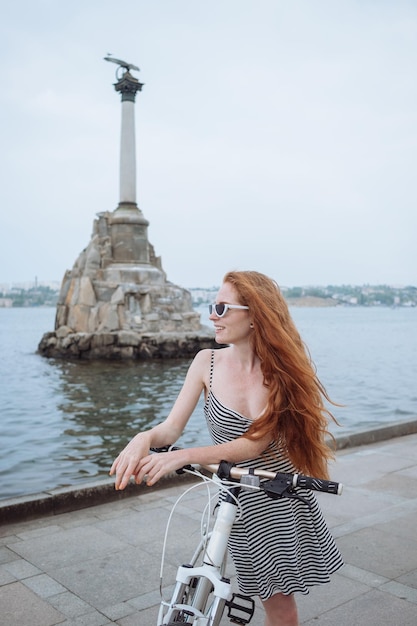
top-left (150, 446), bottom-right (343, 496)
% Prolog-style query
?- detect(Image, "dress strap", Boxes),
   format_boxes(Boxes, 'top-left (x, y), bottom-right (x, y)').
top-left (209, 350), bottom-right (215, 390)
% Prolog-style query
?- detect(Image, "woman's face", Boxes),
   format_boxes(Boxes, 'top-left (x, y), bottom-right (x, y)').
top-left (209, 282), bottom-right (252, 345)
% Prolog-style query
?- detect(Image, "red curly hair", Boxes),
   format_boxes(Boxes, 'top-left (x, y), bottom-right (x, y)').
top-left (223, 270), bottom-right (338, 479)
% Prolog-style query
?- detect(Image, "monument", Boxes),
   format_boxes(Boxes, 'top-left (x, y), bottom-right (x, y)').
top-left (38, 57), bottom-right (214, 359)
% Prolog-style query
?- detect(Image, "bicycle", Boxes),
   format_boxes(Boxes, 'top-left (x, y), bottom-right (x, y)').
top-left (151, 446), bottom-right (343, 626)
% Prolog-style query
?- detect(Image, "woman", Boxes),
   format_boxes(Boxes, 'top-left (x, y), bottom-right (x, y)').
top-left (110, 270), bottom-right (343, 626)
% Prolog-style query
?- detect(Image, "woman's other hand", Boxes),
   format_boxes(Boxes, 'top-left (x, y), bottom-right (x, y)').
top-left (109, 433), bottom-right (150, 490)
top-left (134, 449), bottom-right (189, 487)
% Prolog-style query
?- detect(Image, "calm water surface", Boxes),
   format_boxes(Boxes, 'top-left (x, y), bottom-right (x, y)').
top-left (0, 306), bottom-right (416, 499)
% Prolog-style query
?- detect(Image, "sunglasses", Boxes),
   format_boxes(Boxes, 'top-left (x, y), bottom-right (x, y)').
top-left (208, 303), bottom-right (249, 318)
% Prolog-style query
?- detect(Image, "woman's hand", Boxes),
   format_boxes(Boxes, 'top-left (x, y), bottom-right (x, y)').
top-left (110, 435), bottom-right (189, 489)
top-left (134, 450), bottom-right (189, 487)
top-left (110, 433), bottom-right (151, 490)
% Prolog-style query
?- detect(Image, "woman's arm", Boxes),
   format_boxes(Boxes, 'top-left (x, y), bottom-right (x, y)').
top-left (135, 431), bottom-right (272, 487)
top-left (110, 349), bottom-right (210, 490)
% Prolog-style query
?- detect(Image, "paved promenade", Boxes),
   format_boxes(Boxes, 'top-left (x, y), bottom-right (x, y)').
top-left (1, 428), bottom-right (417, 625)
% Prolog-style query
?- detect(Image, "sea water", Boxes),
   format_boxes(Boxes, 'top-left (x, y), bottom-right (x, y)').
top-left (0, 305), bottom-right (416, 499)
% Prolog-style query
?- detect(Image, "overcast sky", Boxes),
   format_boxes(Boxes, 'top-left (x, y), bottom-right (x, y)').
top-left (1, 0), bottom-right (416, 289)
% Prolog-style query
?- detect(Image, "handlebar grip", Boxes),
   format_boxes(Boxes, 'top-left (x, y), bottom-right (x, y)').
top-left (293, 474), bottom-right (343, 495)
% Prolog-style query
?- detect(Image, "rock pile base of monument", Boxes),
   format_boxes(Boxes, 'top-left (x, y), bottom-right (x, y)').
top-left (37, 327), bottom-right (217, 360)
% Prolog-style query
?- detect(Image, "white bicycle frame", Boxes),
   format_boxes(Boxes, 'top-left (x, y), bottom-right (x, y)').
top-left (157, 466), bottom-right (254, 626)
top-left (155, 457), bottom-right (343, 626)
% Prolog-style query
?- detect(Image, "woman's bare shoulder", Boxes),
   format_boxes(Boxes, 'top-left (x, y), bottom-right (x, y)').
top-left (191, 347), bottom-right (229, 375)
top-left (192, 348), bottom-right (212, 364)
top-left (187, 348), bottom-right (211, 376)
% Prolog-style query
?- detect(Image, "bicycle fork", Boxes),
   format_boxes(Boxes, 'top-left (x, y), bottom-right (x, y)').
top-left (158, 488), bottom-right (254, 625)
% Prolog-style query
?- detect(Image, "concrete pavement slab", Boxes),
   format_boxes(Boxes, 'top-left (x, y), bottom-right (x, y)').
top-left (0, 581), bottom-right (64, 626)
top-left (301, 587), bottom-right (417, 626)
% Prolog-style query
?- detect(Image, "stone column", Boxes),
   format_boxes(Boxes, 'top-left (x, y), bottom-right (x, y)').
top-left (110, 68), bottom-right (150, 263)
top-left (114, 70), bottom-right (143, 207)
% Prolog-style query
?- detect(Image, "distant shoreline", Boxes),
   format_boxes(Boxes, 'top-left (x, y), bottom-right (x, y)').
top-left (286, 296), bottom-right (338, 307)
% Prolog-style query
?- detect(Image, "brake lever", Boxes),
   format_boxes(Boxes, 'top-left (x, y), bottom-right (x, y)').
top-left (283, 488), bottom-right (311, 507)
top-left (176, 464), bottom-right (195, 475)
top-left (262, 478), bottom-right (311, 508)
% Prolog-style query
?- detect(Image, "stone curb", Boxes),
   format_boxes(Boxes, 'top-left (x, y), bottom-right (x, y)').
top-left (333, 417), bottom-right (417, 449)
top-left (0, 471), bottom-right (198, 526)
top-left (1, 418), bottom-right (417, 526)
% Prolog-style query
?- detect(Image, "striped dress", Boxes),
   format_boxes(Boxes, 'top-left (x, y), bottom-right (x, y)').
top-left (204, 351), bottom-right (344, 600)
